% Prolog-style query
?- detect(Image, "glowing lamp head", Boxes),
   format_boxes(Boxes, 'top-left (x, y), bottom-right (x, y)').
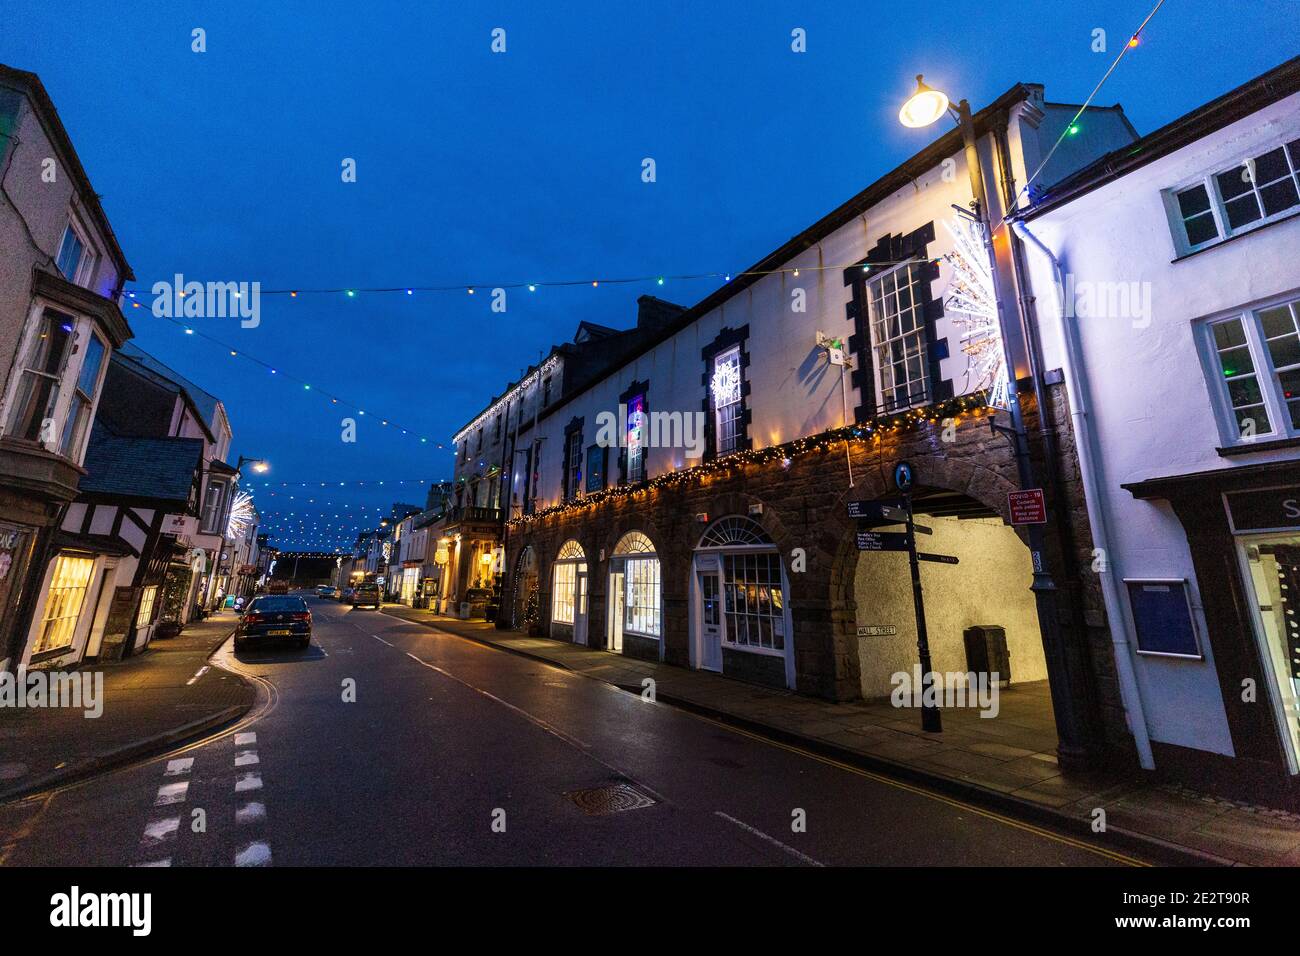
top-left (898, 75), bottom-right (950, 129)
top-left (252, 461), bottom-right (269, 474)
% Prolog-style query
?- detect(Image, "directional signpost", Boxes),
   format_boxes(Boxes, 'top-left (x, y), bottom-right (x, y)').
top-left (844, 461), bottom-right (961, 733)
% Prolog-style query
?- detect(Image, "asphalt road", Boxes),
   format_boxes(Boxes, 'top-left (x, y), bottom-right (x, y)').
top-left (0, 594), bottom-right (1143, 866)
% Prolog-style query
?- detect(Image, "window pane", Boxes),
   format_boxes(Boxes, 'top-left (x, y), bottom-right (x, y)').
top-left (1260, 306), bottom-right (1296, 339)
top-left (1184, 212), bottom-right (1218, 246)
top-left (1254, 147), bottom-right (1290, 185)
top-left (1267, 334), bottom-right (1300, 371)
top-left (1213, 319), bottom-right (1247, 350)
top-left (1224, 193), bottom-right (1263, 230)
top-left (76, 335), bottom-right (105, 395)
top-left (1217, 344), bottom-right (1254, 378)
top-left (55, 226), bottom-right (83, 280)
top-left (1177, 184), bottom-right (1212, 217)
top-left (1261, 178), bottom-right (1300, 217)
top-left (1216, 167), bottom-right (1253, 200)
top-left (1228, 376), bottom-right (1264, 407)
top-left (1238, 406), bottom-right (1271, 437)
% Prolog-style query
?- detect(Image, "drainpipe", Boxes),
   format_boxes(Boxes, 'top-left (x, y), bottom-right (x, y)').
top-left (1011, 218), bottom-right (1155, 771)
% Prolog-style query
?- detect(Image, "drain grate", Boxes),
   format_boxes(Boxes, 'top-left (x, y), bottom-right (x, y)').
top-left (566, 782), bottom-right (656, 815)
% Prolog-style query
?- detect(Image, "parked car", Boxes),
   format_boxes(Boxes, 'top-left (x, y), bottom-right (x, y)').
top-left (315, 584), bottom-right (336, 598)
top-left (234, 595), bottom-right (312, 650)
top-left (350, 582), bottom-right (382, 609)
top-left (338, 587), bottom-right (354, 603)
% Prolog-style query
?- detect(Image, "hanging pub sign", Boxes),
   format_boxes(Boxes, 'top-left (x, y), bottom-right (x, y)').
top-left (1225, 487), bottom-right (1300, 534)
top-left (856, 530), bottom-right (909, 552)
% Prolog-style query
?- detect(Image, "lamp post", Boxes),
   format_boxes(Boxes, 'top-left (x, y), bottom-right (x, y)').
top-left (898, 77), bottom-right (1089, 766)
top-left (235, 455), bottom-right (269, 476)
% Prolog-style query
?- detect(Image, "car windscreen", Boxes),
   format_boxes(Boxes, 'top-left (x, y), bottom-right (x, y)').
top-left (249, 597), bottom-right (307, 612)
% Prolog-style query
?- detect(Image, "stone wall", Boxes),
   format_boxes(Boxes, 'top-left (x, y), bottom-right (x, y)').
top-left (500, 383), bottom-right (1139, 768)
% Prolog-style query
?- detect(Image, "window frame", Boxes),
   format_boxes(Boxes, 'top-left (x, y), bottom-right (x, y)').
top-left (58, 328), bottom-right (108, 462)
top-left (865, 259), bottom-right (932, 414)
top-left (33, 553), bottom-right (95, 656)
top-left (1200, 292), bottom-right (1300, 446)
top-left (564, 428), bottom-right (583, 500)
top-left (3, 307), bottom-right (79, 447)
top-left (1167, 132), bottom-right (1300, 256)
top-left (55, 215), bottom-right (98, 288)
top-left (135, 585), bottom-right (159, 630)
top-left (711, 345), bottom-right (743, 455)
top-left (200, 475), bottom-right (231, 535)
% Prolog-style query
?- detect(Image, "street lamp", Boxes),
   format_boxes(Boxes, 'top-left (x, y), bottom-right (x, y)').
top-left (898, 75), bottom-right (951, 128)
top-left (235, 455), bottom-right (269, 475)
top-left (897, 76), bottom-right (1087, 764)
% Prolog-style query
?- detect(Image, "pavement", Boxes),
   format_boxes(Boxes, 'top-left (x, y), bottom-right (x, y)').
top-left (381, 603), bottom-right (1300, 866)
top-left (0, 596), bottom-right (1144, 866)
top-left (0, 611), bottom-right (254, 803)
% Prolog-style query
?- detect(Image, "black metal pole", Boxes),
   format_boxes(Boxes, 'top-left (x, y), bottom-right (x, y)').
top-left (957, 100), bottom-right (1087, 765)
top-left (905, 493), bottom-right (942, 733)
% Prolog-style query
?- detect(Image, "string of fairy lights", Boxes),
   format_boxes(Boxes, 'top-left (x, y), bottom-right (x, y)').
top-left (123, 256), bottom-right (933, 457)
top-left (507, 391), bottom-right (993, 529)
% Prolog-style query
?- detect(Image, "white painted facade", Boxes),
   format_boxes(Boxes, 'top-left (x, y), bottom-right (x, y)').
top-left (1015, 90), bottom-right (1300, 761)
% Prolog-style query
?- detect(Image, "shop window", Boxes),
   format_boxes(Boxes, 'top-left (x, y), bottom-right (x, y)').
top-left (614, 531), bottom-right (660, 638)
top-left (1204, 296), bottom-right (1300, 443)
top-left (867, 262), bottom-right (931, 413)
top-left (551, 539), bottom-right (585, 625)
top-left (135, 585), bottom-right (159, 629)
top-left (6, 310), bottom-right (75, 444)
top-left (1243, 539), bottom-right (1300, 769)
top-left (721, 552), bottom-right (786, 652)
top-left (34, 554), bottom-right (95, 655)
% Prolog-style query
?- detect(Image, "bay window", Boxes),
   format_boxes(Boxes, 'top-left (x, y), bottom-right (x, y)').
top-left (6, 310), bottom-right (75, 445)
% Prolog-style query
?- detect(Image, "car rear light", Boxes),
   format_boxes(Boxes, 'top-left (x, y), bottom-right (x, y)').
top-left (289, 612), bottom-right (310, 622)
top-left (243, 612), bottom-right (264, 623)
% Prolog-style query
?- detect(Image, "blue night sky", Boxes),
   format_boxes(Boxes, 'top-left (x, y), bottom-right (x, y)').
top-left (3, 1), bottom-right (1295, 550)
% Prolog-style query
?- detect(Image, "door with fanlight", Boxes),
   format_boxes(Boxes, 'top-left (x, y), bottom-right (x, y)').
top-left (698, 565), bottom-right (723, 672)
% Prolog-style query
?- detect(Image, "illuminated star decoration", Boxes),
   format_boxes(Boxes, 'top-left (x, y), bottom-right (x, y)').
top-left (942, 217), bottom-right (1009, 408)
top-left (226, 490), bottom-right (257, 539)
top-left (711, 356), bottom-right (742, 406)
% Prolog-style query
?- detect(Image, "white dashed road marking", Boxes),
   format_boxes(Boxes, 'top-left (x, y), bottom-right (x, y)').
top-left (235, 772), bottom-right (263, 793)
top-left (236, 802), bottom-right (267, 825)
top-left (164, 758), bottom-right (194, 776)
top-left (154, 781), bottom-right (189, 806)
top-left (234, 750), bottom-right (260, 767)
top-left (234, 732), bottom-right (257, 746)
top-left (140, 816), bottom-right (180, 847)
top-left (372, 635), bottom-right (393, 647)
top-left (234, 841), bottom-right (272, 867)
top-left (185, 665), bottom-right (210, 686)
top-left (713, 811), bottom-right (824, 867)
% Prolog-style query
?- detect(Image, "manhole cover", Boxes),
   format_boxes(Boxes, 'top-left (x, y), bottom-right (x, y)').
top-left (566, 782), bottom-right (656, 815)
